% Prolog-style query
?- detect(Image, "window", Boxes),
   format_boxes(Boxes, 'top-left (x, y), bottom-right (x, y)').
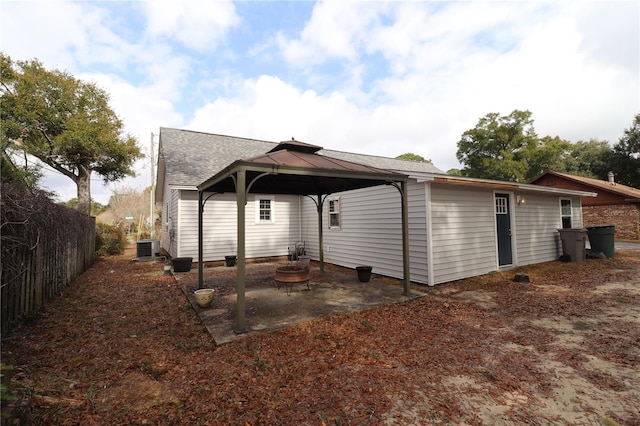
top-left (259, 199), bottom-right (271, 221)
top-left (255, 196), bottom-right (275, 224)
top-left (560, 199), bottom-right (572, 228)
top-left (328, 197), bottom-right (341, 229)
top-left (495, 197), bottom-right (508, 215)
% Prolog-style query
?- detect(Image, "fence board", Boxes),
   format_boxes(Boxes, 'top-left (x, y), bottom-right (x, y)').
top-left (1, 184), bottom-right (96, 336)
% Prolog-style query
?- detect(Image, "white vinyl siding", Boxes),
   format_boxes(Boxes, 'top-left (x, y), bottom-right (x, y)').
top-left (430, 184), bottom-right (497, 284)
top-left (301, 182), bottom-right (429, 284)
top-left (160, 187), bottom-right (180, 257)
top-left (514, 194), bottom-right (564, 265)
top-left (159, 182), bottom-right (586, 287)
top-left (514, 194), bottom-right (583, 266)
top-left (175, 191), bottom-right (300, 261)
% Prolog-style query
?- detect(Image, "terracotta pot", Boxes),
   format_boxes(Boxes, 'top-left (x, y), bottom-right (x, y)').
top-left (275, 265), bottom-right (310, 283)
top-left (194, 289), bottom-right (215, 308)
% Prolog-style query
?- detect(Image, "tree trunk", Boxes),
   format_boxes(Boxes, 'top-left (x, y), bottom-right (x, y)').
top-left (76, 167), bottom-right (92, 216)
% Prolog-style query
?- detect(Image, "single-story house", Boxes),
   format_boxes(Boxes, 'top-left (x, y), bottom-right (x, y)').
top-left (530, 171), bottom-right (640, 241)
top-left (156, 127), bottom-right (595, 287)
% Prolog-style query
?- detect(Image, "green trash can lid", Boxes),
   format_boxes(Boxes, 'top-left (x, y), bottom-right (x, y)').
top-left (586, 225), bottom-right (615, 230)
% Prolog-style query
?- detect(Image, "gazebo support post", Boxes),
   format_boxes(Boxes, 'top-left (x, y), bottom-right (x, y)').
top-left (401, 180), bottom-right (410, 296)
top-left (197, 190), bottom-right (204, 289)
top-left (317, 194), bottom-right (324, 273)
top-left (234, 170), bottom-right (248, 334)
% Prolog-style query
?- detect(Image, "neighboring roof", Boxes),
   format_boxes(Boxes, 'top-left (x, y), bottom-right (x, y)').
top-left (156, 127), bottom-right (443, 202)
top-left (530, 171), bottom-right (640, 202)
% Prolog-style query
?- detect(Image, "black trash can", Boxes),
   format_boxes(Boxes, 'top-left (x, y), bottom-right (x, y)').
top-left (557, 228), bottom-right (587, 262)
top-left (172, 257), bottom-right (193, 272)
top-left (586, 225), bottom-right (615, 258)
top-left (356, 266), bottom-right (372, 283)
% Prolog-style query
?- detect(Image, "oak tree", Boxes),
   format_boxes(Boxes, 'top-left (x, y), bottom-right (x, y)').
top-left (456, 110), bottom-right (538, 182)
top-left (1, 54), bottom-right (142, 215)
top-left (610, 113), bottom-right (640, 187)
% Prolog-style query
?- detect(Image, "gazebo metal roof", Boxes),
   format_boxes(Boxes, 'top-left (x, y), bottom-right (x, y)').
top-left (196, 139), bottom-right (411, 334)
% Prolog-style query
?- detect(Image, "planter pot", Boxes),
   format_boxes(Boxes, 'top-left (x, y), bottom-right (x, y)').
top-left (172, 257), bottom-right (193, 273)
top-left (225, 255), bottom-right (237, 267)
top-left (194, 289), bottom-right (215, 308)
top-left (297, 255), bottom-right (311, 268)
top-left (275, 265), bottom-right (310, 283)
top-left (356, 266), bottom-right (372, 283)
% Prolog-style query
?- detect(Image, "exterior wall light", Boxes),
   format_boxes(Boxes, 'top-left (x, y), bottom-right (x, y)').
top-left (517, 195), bottom-right (527, 205)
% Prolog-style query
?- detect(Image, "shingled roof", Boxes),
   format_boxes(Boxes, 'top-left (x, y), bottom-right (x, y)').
top-left (530, 171), bottom-right (640, 203)
top-left (156, 127), bottom-right (443, 202)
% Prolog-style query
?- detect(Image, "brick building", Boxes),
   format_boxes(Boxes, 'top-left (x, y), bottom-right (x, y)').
top-left (530, 171), bottom-right (640, 241)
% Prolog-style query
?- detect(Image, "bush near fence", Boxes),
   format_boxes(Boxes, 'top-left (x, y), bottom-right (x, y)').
top-left (1, 183), bottom-right (96, 336)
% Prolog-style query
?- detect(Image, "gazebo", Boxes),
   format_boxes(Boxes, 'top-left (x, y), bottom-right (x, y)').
top-left (196, 139), bottom-right (411, 334)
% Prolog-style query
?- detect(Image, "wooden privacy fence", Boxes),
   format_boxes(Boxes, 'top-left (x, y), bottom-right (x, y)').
top-left (1, 184), bottom-right (96, 336)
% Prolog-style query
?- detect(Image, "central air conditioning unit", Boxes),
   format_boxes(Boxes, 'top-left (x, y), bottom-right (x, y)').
top-left (136, 239), bottom-right (160, 259)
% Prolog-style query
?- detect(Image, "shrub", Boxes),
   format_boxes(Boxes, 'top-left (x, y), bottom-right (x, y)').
top-left (95, 222), bottom-right (126, 255)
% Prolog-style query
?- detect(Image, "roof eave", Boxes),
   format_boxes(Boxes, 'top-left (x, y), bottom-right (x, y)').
top-left (412, 173), bottom-right (596, 197)
top-left (198, 160), bottom-right (408, 194)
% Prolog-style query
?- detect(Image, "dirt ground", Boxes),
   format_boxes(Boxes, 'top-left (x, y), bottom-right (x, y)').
top-left (2, 246), bottom-right (639, 425)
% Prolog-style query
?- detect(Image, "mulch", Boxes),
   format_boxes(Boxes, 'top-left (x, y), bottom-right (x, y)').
top-left (2, 247), bottom-right (639, 425)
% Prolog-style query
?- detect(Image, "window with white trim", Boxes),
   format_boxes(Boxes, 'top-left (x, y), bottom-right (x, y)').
top-left (495, 197), bottom-right (508, 215)
top-left (328, 197), bottom-right (341, 229)
top-left (255, 196), bottom-right (275, 224)
top-left (560, 198), bottom-right (572, 229)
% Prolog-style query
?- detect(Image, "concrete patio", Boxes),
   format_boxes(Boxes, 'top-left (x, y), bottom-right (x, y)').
top-left (174, 261), bottom-right (427, 345)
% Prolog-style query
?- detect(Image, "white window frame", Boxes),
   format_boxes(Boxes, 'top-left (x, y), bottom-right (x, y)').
top-left (560, 198), bottom-right (572, 229)
top-left (255, 195), bottom-right (275, 224)
top-left (495, 196), bottom-right (508, 215)
top-left (328, 197), bottom-right (341, 229)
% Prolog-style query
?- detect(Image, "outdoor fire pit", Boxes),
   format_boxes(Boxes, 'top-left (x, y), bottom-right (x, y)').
top-left (275, 265), bottom-right (310, 295)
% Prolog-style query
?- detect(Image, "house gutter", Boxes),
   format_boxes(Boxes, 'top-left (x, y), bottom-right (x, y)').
top-left (405, 173), bottom-right (596, 198)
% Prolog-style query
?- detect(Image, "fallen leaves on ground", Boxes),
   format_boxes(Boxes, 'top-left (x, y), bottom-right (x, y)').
top-left (2, 248), bottom-right (639, 425)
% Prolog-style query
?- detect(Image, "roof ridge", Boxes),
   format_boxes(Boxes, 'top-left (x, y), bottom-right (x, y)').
top-left (160, 127), bottom-right (278, 145)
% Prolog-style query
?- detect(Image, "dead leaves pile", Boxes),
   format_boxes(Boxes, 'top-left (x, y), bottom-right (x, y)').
top-left (2, 249), bottom-right (639, 425)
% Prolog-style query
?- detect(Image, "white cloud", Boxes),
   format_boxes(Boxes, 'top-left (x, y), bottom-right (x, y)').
top-left (575, 1), bottom-right (639, 77)
top-left (2, 0), bottom-right (637, 200)
top-left (1, 0), bottom-right (94, 68)
top-left (143, 0), bottom-right (240, 52)
top-left (248, 1), bottom-right (636, 171)
top-left (278, 1), bottom-right (388, 64)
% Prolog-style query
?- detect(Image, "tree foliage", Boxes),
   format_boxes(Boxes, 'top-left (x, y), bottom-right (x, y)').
top-left (456, 110), bottom-right (538, 182)
top-left (395, 153), bottom-right (433, 164)
top-left (61, 198), bottom-right (108, 216)
top-left (455, 109), bottom-right (631, 183)
top-left (0, 53), bottom-right (143, 215)
top-left (610, 113), bottom-right (640, 187)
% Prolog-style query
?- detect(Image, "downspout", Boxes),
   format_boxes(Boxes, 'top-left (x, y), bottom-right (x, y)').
top-left (401, 180), bottom-right (410, 296)
top-left (425, 182), bottom-right (435, 286)
top-left (317, 194), bottom-right (324, 273)
top-left (388, 181), bottom-right (411, 296)
top-left (298, 195), bottom-right (302, 242)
